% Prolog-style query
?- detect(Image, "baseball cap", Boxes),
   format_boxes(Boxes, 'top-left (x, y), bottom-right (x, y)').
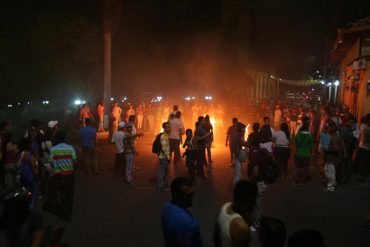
top-left (48, 121), bottom-right (58, 129)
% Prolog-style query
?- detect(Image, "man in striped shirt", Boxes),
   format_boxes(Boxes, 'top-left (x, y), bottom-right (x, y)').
top-left (44, 131), bottom-right (77, 222)
top-left (158, 122), bottom-right (171, 191)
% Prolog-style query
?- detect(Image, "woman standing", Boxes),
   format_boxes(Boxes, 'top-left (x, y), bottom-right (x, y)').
top-left (204, 115), bottom-right (214, 168)
top-left (273, 122), bottom-right (291, 180)
top-left (294, 122), bottom-right (314, 185)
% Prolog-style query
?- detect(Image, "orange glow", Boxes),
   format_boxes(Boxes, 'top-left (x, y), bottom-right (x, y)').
top-left (244, 123), bottom-right (250, 140)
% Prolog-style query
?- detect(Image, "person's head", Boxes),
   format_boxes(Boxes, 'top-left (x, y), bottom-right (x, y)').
top-left (259, 217), bottom-right (286, 247)
top-left (173, 105), bottom-right (179, 112)
top-left (125, 122), bottom-right (133, 133)
top-left (205, 115), bottom-right (210, 124)
top-left (128, 115), bottom-right (136, 123)
top-left (252, 122), bottom-right (260, 132)
top-left (30, 119), bottom-right (41, 128)
top-left (263, 117), bottom-right (270, 126)
top-left (198, 116), bottom-right (205, 125)
top-left (175, 111), bottom-right (182, 119)
top-left (55, 131), bottom-right (66, 144)
top-left (162, 122), bottom-right (170, 134)
top-left (170, 177), bottom-right (194, 209)
top-left (302, 116), bottom-right (310, 125)
top-left (276, 105), bottom-right (280, 109)
top-left (84, 118), bottom-right (91, 126)
top-left (185, 129), bottom-right (193, 138)
top-left (232, 180), bottom-right (258, 215)
top-left (0, 121), bottom-right (10, 132)
top-left (232, 117), bottom-right (238, 125)
top-left (118, 122), bottom-right (125, 131)
top-left (287, 229), bottom-right (325, 247)
top-left (300, 122), bottom-right (310, 132)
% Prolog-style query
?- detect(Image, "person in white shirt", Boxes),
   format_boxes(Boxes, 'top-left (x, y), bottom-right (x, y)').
top-left (169, 111), bottom-right (185, 166)
top-left (112, 122), bottom-right (125, 178)
top-left (273, 122), bottom-right (291, 180)
top-left (214, 180), bottom-right (258, 247)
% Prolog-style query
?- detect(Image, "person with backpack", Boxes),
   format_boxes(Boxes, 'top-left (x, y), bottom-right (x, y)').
top-left (154, 122), bottom-right (171, 191)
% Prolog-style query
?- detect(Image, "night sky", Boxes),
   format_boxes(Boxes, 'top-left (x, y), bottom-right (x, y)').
top-left (0, 0), bottom-right (369, 102)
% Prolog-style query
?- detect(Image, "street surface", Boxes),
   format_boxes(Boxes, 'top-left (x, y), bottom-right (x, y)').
top-left (41, 133), bottom-right (370, 247)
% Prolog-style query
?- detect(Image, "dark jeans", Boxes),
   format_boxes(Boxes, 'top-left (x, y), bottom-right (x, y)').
top-left (196, 144), bottom-right (207, 179)
top-left (169, 138), bottom-right (181, 164)
top-left (185, 151), bottom-right (196, 183)
top-left (46, 174), bottom-right (74, 218)
top-left (274, 146), bottom-right (291, 177)
top-left (294, 156), bottom-right (310, 183)
top-left (114, 152), bottom-right (125, 177)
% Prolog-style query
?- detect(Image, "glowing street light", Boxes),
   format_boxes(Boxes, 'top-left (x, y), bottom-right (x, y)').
top-left (334, 80), bottom-right (340, 86)
top-left (42, 100), bottom-right (50, 105)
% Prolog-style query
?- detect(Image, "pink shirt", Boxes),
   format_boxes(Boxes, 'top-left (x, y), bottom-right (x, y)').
top-left (169, 118), bottom-right (185, 140)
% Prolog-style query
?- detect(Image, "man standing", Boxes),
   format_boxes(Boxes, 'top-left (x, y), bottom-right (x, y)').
top-left (157, 122), bottom-right (171, 190)
top-left (169, 111), bottom-right (185, 167)
top-left (109, 102), bottom-right (122, 141)
top-left (214, 180), bottom-right (258, 247)
top-left (274, 105), bottom-right (282, 130)
top-left (97, 99), bottom-right (105, 132)
top-left (161, 177), bottom-right (202, 247)
top-left (80, 104), bottom-right (94, 127)
top-left (354, 114), bottom-right (370, 174)
top-left (112, 122), bottom-right (125, 178)
top-left (226, 118), bottom-right (238, 166)
top-left (80, 118), bottom-right (99, 175)
top-left (44, 131), bottom-right (77, 221)
top-left (122, 122), bottom-right (142, 184)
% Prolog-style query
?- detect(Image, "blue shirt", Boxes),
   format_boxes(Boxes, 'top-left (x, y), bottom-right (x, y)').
top-left (80, 126), bottom-right (96, 147)
top-left (320, 132), bottom-right (331, 149)
top-left (161, 202), bottom-right (202, 247)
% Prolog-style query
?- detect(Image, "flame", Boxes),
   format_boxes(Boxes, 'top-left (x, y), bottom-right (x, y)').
top-left (244, 123), bottom-right (251, 140)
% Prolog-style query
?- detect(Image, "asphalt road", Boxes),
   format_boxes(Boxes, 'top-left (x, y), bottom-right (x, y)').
top-left (40, 133), bottom-right (370, 247)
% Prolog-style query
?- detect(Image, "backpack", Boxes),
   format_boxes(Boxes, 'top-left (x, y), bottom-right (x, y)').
top-left (152, 133), bottom-right (163, 155)
top-left (264, 156), bottom-right (279, 184)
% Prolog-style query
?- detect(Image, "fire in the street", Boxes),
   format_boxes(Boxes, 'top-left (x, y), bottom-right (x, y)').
top-left (244, 123), bottom-right (250, 140)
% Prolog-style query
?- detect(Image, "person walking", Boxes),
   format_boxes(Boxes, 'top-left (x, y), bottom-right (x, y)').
top-left (44, 131), bottom-right (77, 221)
top-left (294, 122), bottom-right (314, 185)
top-left (169, 111), bottom-right (185, 167)
top-left (122, 122), bottom-right (142, 184)
top-left (204, 115), bottom-right (214, 167)
top-left (195, 116), bottom-right (210, 181)
top-left (226, 118), bottom-right (238, 166)
top-left (112, 122), bottom-right (126, 178)
top-left (230, 122), bottom-right (247, 187)
top-left (157, 122), bottom-right (171, 191)
top-left (80, 104), bottom-right (94, 127)
top-left (97, 99), bottom-right (105, 132)
top-left (161, 177), bottom-right (202, 247)
top-left (273, 122), bottom-right (291, 180)
top-left (323, 123), bottom-right (347, 192)
top-left (80, 118), bottom-right (99, 175)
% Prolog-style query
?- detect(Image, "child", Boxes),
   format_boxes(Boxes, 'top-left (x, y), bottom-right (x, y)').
top-left (182, 129), bottom-right (197, 184)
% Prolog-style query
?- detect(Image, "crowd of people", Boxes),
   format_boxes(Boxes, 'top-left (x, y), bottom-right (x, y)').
top-left (1, 95), bottom-right (369, 246)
